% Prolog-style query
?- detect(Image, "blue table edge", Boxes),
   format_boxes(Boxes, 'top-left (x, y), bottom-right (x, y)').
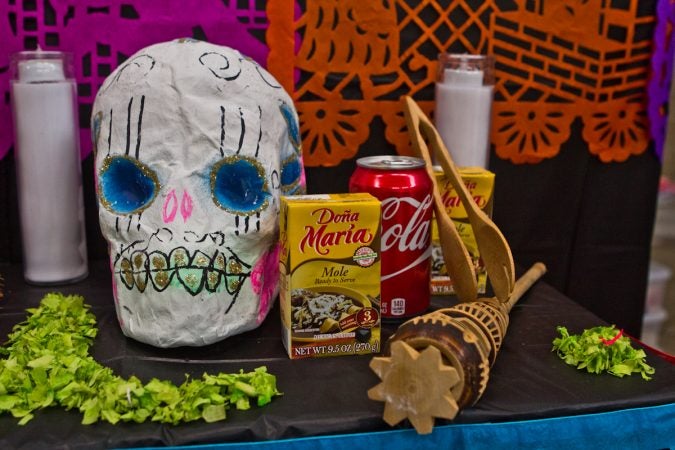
top-left (128, 401), bottom-right (675, 450)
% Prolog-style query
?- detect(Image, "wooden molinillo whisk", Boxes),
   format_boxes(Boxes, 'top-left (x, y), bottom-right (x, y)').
top-left (368, 262), bottom-right (547, 434)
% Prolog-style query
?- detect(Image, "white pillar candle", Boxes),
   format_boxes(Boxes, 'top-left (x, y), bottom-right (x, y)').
top-left (434, 54), bottom-right (495, 168)
top-left (10, 50), bottom-right (88, 284)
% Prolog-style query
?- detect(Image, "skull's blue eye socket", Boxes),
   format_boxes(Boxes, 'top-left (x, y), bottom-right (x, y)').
top-left (98, 156), bottom-right (159, 215)
top-left (281, 155), bottom-right (302, 194)
top-left (211, 156), bottom-right (270, 214)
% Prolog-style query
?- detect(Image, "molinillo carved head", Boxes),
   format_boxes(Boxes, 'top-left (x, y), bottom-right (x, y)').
top-left (91, 39), bottom-right (305, 347)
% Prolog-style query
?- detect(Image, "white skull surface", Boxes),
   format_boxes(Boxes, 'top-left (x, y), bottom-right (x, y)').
top-left (91, 39), bottom-right (305, 347)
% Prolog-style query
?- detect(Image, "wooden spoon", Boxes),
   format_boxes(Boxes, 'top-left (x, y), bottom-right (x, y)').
top-left (403, 96), bottom-right (515, 302)
top-left (402, 100), bottom-right (478, 303)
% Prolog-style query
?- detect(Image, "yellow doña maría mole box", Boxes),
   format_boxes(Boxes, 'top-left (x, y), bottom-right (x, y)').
top-left (279, 193), bottom-right (381, 359)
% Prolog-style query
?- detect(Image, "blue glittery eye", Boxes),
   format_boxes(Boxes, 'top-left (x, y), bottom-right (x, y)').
top-left (279, 102), bottom-right (301, 151)
top-left (99, 156), bottom-right (158, 215)
top-left (281, 155), bottom-right (302, 194)
top-left (211, 156), bottom-right (270, 214)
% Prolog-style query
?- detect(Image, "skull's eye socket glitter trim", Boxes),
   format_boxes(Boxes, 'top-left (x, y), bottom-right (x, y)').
top-left (99, 155), bottom-right (159, 215)
top-left (281, 154), bottom-right (302, 194)
top-left (210, 156), bottom-right (270, 215)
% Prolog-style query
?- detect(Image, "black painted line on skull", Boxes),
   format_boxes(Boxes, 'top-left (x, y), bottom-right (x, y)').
top-left (212, 232), bottom-right (226, 246)
top-left (122, 95), bottom-right (145, 158)
top-left (103, 54), bottom-right (156, 94)
top-left (219, 106), bottom-right (250, 157)
top-left (184, 231), bottom-right (226, 246)
top-left (184, 230), bottom-right (207, 243)
top-left (113, 228), bottom-right (173, 265)
top-left (237, 107), bottom-right (245, 155)
top-left (107, 108), bottom-right (113, 155)
top-left (125, 97), bottom-right (133, 156)
top-left (255, 105), bottom-right (262, 158)
top-left (219, 105), bottom-right (226, 157)
top-left (271, 169), bottom-right (280, 190)
top-left (224, 289), bottom-right (243, 314)
top-left (135, 95), bottom-right (145, 159)
top-left (254, 64), bottom-right (282, 89)
top-left (199, 52), bottom-right (241, 81)
top-left (155, 228), bottom-right (174, 242)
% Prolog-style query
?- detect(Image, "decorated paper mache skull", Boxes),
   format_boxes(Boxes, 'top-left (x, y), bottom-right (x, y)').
top-left (91, 39), bottom-right (305, 347)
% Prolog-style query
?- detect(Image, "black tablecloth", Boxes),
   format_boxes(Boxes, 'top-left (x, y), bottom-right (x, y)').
top-left (0, 261), bottom-right (674, 449)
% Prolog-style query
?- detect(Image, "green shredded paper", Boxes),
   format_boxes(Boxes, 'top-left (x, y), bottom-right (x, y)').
top-left (0, 293), bottom-right (281, 425)
top-left (552, 325), bottom-right (655, 380)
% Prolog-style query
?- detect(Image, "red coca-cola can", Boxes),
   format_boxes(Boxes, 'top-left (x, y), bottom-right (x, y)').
top-left (349, 155), bottom-right (433, 319)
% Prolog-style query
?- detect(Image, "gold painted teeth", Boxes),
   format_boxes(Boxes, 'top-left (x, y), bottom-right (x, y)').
top-left (123, 250), bottom-right (232, 274)
top-left (150, 252), bottom-right (169, 289)
top-left (132, 252), bottom-right (148, 291)
top-left (152, 255), bottom-right (167, 270)
top-left (120, 258), bottom-right (134, 288)
top-left (228, 278), bottom-right (241, 292)
top-left (207, 270), bottom-right (221, 290)
top-left (117, 250), bottom-right (247, 293)
top-left (215, 253), bottom-right (226, 270)
top-left (228, 258), bottom-right (243, 274)
top-left (154, 270), bottom-right (169, 288)
top-left (193, 252), bottom-right (210, 268)
top-left (171, 249), bottom-right (188, 267)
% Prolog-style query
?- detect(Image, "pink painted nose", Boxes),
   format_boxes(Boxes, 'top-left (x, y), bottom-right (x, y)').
top-left (163, 189), bottom-right (194, 223)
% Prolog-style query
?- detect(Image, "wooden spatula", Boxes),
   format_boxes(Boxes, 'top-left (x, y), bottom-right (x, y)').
top-left (402, 99), bottom-right (478, 303)
top-left (403, 96), bottom-right (515, 302)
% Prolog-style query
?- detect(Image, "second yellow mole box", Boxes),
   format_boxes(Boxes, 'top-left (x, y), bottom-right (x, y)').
top-left (431, 167), bottom-right (495, 295)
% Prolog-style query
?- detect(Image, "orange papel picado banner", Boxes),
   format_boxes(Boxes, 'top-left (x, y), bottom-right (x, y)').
top-left (267, 1), bottom-right (669, 166)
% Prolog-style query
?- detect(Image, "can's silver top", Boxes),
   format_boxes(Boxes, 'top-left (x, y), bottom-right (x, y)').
top-left (356, 155), bottom-right (425, 170)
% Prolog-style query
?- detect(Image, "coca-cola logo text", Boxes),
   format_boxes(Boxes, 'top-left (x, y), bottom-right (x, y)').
top-left (299, 208), bottom-right (374, 255)
top-left (381, 195), bottom-right (432, 253)
top-left (380, 194), bottom-right (432, 281)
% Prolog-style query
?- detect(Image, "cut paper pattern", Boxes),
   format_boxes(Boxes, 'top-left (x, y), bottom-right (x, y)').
top-left (490, 1), bottom-right (654, 163)
top-left (267, 0), bottom-right (668, 165)
top-left (2, 1), bottom-right (671, 165)
top-left (0, 0), bottom-right (269, 161)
